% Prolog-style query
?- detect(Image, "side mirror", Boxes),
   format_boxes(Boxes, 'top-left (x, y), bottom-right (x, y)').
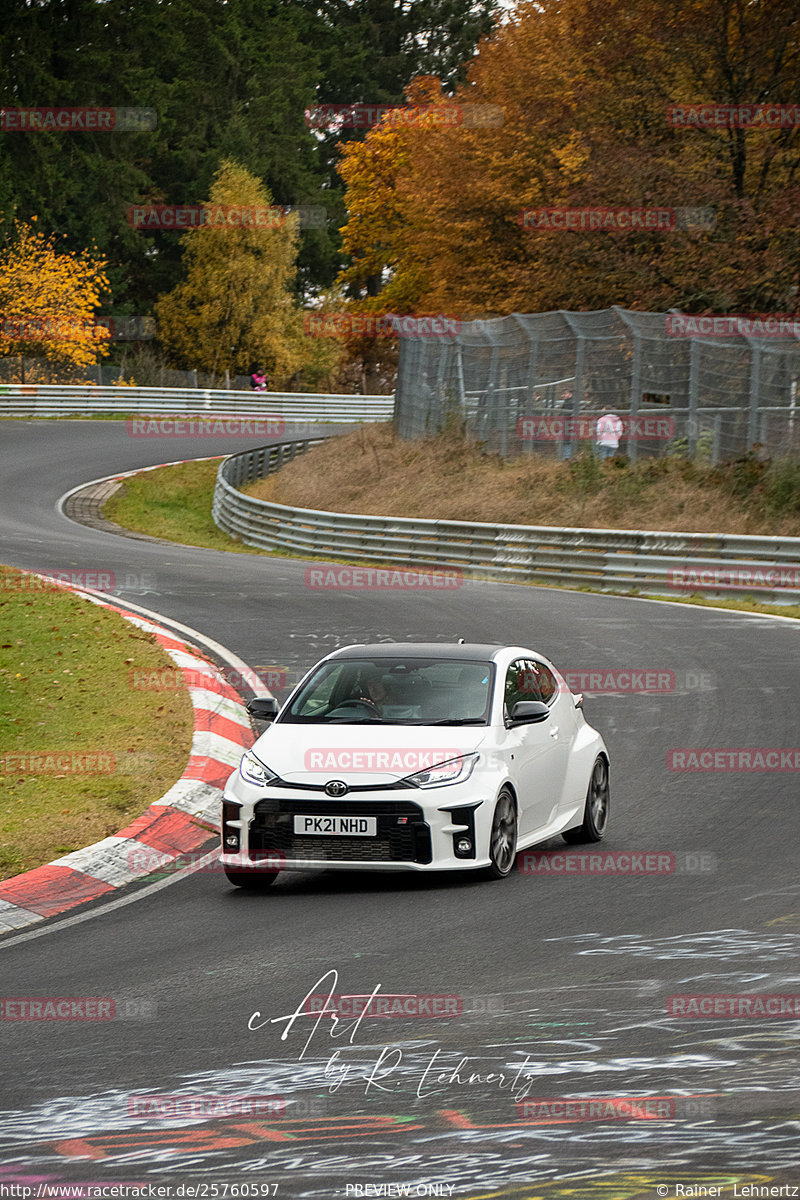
top-left (508, 700), bottom-right (550, 726)
top-left (246, 696), bottom-right (279, 722)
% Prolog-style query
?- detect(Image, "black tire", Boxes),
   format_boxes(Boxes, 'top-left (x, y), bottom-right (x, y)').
top-left (486, 787), bottom-right (518, 879)
top-left (224, 868), bottom-right (279, 890)
top-left (563, 755), bottom-right (609, 844)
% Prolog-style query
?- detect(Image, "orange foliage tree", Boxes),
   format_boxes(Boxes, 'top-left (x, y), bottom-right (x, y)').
top-left (0, 220), bottom-right (111, 374)
top-left (336, 0), bottom-right (800, 316)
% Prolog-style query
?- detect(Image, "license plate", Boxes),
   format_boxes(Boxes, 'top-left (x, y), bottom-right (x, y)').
top-left (293, 814), bottom-right (377, 837)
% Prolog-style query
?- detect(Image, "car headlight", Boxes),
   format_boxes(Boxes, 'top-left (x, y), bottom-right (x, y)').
top-left (402, 753), bottom-right (479, 788)
top-left (239, 750), bottom-right (277, 787)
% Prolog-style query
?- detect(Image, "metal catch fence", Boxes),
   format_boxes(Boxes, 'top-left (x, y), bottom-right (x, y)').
top-left (395, 307), bottom-right (800, 463)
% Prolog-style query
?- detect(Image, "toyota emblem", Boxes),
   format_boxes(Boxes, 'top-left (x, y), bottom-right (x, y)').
top-left (325, 780), bottom-right (349, 797)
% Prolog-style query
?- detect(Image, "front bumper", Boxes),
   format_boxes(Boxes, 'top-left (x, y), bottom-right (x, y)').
top-left (220, 787), bottom-right (491, 873)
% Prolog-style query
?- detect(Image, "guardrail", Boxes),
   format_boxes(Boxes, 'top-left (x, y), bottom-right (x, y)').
top-left (213, 439), bottom-right (800, 605)
top-left (0, 384), bottom-right (394, 423)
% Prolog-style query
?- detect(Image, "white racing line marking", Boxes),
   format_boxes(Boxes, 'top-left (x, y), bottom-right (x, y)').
top-left (0, 848), bottom-right (220, 951)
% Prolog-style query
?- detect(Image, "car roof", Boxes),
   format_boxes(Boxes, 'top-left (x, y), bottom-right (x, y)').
top-left (328, 643), bottom-right (515, 662)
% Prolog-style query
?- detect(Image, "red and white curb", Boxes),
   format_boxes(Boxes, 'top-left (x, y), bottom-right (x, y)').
top-left (0, 581), bottom-right (257, 934)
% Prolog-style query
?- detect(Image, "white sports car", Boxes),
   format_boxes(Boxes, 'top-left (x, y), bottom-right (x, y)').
top-left (221, 642), bottom-right (609, 887)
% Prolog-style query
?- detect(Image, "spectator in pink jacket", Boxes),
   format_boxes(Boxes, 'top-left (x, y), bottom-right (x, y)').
top-left (596, 407), bottom-right (623, 459)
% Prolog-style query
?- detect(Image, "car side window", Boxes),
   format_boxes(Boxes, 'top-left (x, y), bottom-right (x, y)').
top-left (504, 658), bottom-right (559, 715)
top-left (536, 663), bottom-right (559, 704)
top-left (505, 658), bottom-right (537, 714)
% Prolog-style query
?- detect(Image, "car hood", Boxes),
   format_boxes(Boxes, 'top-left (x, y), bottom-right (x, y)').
top-left (250, 722), bottom-right (490, 787)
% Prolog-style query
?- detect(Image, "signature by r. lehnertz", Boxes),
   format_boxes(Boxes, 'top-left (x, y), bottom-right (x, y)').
top-left (248, 969), bottom-right (538, 1100)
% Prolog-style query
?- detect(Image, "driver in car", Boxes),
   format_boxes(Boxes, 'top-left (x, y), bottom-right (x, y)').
top-left (352, 667), bottom-right (388, 715)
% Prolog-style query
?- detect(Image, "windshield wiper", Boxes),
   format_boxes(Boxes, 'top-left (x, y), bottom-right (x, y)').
top-left (427, 717), bottom-right (486, 725)
top-left (324, 717), bottom-right (384, 724)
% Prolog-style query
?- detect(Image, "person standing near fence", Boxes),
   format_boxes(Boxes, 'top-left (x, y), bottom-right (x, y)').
top-left (251, 370), bottom-right (267, 391)
top-left (596, 406), bottom-right (623, 459)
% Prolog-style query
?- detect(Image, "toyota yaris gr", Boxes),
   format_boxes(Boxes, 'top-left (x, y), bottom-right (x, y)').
top-left (221, 642), bottom-right (609, 888)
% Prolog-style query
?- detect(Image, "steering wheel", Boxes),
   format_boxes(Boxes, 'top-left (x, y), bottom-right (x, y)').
top-left (332, 697), bottom-right (381, 716)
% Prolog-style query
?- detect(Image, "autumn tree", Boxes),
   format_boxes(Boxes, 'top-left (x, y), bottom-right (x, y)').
top-left (336, 0), bottom-right (800, 316)
top-left (0, 219), bottom-right (111, 376)
top-left (155, 161), bottom-right (339, 386)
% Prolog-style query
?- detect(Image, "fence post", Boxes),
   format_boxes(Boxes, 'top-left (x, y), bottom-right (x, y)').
top-left (712, 412), bottom-right (721, 465)
top-left (571, 336), bottom-right (585, 457)
top-left (484, 340), bottom-right (500, 446)
top-left (688, 339), bottom-right (699, 457)
top-left (629, 331), bottom-right (641, 463)
top-left (456, 342), bottom-right (467, 424)
top-left (435, 338), bottom-right (448, 433)
top-left (523, 336), bottom-right (539, 456)
top-left (748, 344), bottom-right (760, 449)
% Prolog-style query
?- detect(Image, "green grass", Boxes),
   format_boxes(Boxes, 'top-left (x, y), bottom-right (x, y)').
top-left (0, 566), bottom-right (195, 880)
top-left (0, 412), bottom-right (137, 421)
top-left (104, 458), bottom-right (269, 554)
top-left (633, 591), bottom-right (800, 619)
top-left (103, 456), bottom-right (800, 622)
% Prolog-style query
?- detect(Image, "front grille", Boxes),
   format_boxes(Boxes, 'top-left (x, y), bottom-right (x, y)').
top-left (250, 798), bottom-right (431, 864)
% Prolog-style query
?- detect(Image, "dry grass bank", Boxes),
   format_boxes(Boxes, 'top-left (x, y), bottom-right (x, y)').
top-left (246, 424), bottom-right (800, 537)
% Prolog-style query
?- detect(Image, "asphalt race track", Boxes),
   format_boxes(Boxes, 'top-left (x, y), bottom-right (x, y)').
top-left (1, 419), bottom-right (799, 1199)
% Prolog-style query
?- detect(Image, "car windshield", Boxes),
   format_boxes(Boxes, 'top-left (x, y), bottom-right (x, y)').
top-left (280, 657), bottom-right (494, 725)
